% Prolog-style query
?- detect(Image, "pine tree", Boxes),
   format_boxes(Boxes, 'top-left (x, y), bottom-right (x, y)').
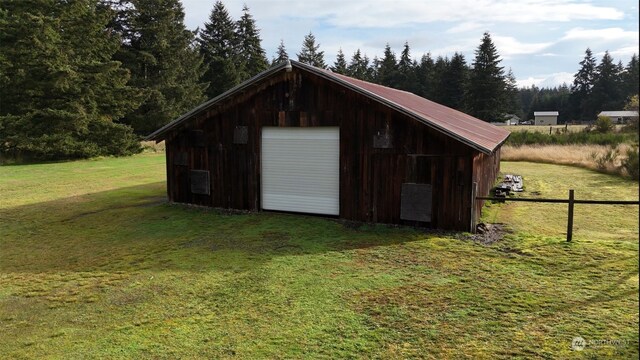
top-left (331, 48), bottom-right (348, 74)
top-left (297, 32), bottom-right (326, 68)
top-left (503, 68), bottom-right (520, 115)
top-left (236, 4), bottom-right (268, 79)
top-left (272, 39), bottom-right (289, 65)
top-left (198, 1), bottom-right (240, 98)
top-left (570, 48), bottom-right (597, 121)
top-left (415, 53), bottom-right (435, 98)
top-left (623, 54), bottom-right (639, 100)
top-left (441, 52), bottom-right (468, 110)
top-left (592, 51), bottom-right (624, 112)
top-left (430, 56), bottom-right (449, 104)
top-left (0, 0), bottom-right (141, 160)
top-left (376, 44), bottom-right (399, 87)
top-left (114, 0), bottom-right (207, 135)
top-left (466, 32), bottom-right (507, 121)
top-left (397, 42), bottom-right (418, 93)
top-left (347, 49), bottom-right (372, 81)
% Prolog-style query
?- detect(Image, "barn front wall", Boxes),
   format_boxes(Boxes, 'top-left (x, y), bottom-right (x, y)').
top-left (164, 68), bottom-right (499, 231)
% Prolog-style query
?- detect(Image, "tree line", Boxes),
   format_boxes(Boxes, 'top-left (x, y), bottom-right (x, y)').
top-left (519, 51), bottom-right (638, 123)
top-left (1, 0), bottom-right (637, 161)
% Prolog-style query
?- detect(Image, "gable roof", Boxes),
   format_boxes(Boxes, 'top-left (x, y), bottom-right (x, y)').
top-left (146, 60), bottom-right (509, 154)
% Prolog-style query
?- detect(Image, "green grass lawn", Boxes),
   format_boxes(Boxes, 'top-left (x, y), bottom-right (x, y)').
top-left (1, 155), bottom-right (638, 359)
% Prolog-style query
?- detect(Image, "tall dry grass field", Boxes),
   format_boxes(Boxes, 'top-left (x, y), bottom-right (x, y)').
top-left (502, 144), bottom-right (634, 176)
top-left (504, 124), bottom-right (626, 133)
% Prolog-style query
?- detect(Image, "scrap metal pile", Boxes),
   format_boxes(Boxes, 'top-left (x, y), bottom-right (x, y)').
top-left (494, 174), bottom-right (524, 198)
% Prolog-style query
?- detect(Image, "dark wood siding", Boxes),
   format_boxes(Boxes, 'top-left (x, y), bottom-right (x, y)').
top-left (472, 148), bottom-right (501, 229)
top-left (163, 69), bottom-right (500, 231)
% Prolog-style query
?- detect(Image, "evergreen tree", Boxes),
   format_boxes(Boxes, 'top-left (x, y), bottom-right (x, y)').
top-left (346, 49), bottom-right (373, 81)
top-left (331, 48), bottom-right (348, 74)
top-left (272, 39), bottom-right (289, 65)
top-left (198, 1), bottom-right (240, 98)
top-left (415, 53), bottom-right (435, 98)
top-left (592, 51), bottom-right (624, 112)
top-left (441, 52), bottom-right (468, 110)
top-left (503, 68), bottom-right (520, 115)
top-left (236, 4), bottom-right (268, 79)
top-left (0, 0), bottom-right (141, 160)
top-left (376, 44), bottom-right (399, 87)
top-left (623, 54), bottom-right (639, 100)
top-left (430, 56), bottom-right (449, 104)
top-left (297, 32), bottom-right (326, 68)
top-left (466, 32), bottom-right (508, 121)
top-left (114, 0), bottom-right (207, 135)
top-left (397, 42), bottom-right (418, 93)
top-left (570, 48), bottom-right (597, 120)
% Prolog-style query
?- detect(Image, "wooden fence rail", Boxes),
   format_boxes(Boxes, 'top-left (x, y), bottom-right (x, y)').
top-left (476, 189), bottom-right (640, 242)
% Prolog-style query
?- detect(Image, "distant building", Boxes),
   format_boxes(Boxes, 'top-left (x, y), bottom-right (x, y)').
top-left (534, 111), bottom-right (559, 125)
top-left (491, 114), bottom-right (520, 126)
top-left (504, 114), bottom-right (520, 125)
top-left (598, 111), bottom-right (639, 124)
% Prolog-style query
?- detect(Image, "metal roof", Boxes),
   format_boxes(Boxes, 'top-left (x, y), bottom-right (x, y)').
top-left (598, 111), bottom-right (639, 117)
top-left (534, 111), bottom-right (559, 116)
top-left (146, 60), bottom-right (510, 154)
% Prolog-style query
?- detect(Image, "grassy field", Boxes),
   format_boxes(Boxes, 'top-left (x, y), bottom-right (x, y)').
top-left (504, 125), bottom-right (627, 133)
top-left (501, 144), bottom-right (634, 176)
top-left (505, 125), bottom-right (589, 133)
top-left (1, 154), bottom-right (638, 358)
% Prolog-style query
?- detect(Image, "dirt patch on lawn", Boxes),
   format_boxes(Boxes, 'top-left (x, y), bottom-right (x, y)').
top-left (469, 223), bottom-right (511, 245)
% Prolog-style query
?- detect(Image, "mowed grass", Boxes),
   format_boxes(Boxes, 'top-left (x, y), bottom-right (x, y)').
top-left (1, 155), bottom-right (638, 358)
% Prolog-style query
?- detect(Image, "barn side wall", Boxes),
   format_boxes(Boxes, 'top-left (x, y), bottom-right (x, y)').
top-left (471, 147), bottom-right (501, 228)
top-left (164, 68), bottom-right (490, 231)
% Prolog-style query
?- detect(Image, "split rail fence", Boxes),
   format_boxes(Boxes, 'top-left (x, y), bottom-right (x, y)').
top-left (476, 189), bottom-right (640, 241)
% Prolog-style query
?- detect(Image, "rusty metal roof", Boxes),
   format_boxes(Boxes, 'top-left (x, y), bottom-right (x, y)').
top-left (147, 60), bottom-right (509, 154)
top-left (296, 62), bottom-right (510, 154)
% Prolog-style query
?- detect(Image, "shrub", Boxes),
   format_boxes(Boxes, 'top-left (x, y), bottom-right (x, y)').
top-left (506, 130), bottom-right (637, 147)
top-left (590, 147), bottom-right (619, 170)
top-left (621, 145), bottom-right (639, 180)
top-left (594, 115), bottom-right (614, 133)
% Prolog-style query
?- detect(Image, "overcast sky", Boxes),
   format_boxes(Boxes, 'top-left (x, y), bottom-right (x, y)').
top-left (180, 0), bottom-right (639, 88)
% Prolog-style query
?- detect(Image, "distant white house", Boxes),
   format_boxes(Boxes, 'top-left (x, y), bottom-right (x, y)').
top-left (534, 111), bottom-right (559, 125)
top-left (491, 114), bottom-right (520, 126)
top-left (504, 114), bottom-right (520, 125)
top-left (598, 111), bottom-right (639, 124)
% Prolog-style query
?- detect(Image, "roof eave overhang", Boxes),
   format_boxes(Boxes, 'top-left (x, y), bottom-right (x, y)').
top-left (144, 61), bottom-right (289, 141)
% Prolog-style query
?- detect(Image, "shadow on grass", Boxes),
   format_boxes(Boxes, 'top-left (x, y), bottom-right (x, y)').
top-left (0, 181), bottom-right (423, 274)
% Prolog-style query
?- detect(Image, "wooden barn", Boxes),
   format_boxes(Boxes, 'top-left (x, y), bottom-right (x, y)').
top-left (146, 60), bottom-right (510, 231)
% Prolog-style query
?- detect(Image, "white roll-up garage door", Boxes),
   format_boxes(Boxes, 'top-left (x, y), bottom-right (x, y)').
top-left (261, 127), bottom-right (339, 215)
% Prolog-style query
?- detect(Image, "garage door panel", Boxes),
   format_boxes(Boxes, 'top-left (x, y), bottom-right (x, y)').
top-left (261, 127), bottom-right (339, 215)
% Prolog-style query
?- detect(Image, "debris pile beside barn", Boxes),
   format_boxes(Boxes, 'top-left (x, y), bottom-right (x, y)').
top-left (495, 174), bottom-right (523, 198)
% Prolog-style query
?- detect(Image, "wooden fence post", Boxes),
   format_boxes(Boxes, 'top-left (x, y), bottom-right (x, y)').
top-left (567, 189), bottom-right (575, 242)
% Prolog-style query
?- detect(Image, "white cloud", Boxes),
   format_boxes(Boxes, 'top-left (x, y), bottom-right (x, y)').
top-left (184, 0), bottom-right (624, 30)
top-left (316, 0), bottom-right (624, 28)
top-left (561, 27), bottom-right (639, 42)
top-left (492, 36), bottom-right (553, 57)
top-left (604, 46), bottom-right (640, 58)
top-left (516, 72), bottom-right (574, 88)
top-left (446, 22), bottom-right (488, 34)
